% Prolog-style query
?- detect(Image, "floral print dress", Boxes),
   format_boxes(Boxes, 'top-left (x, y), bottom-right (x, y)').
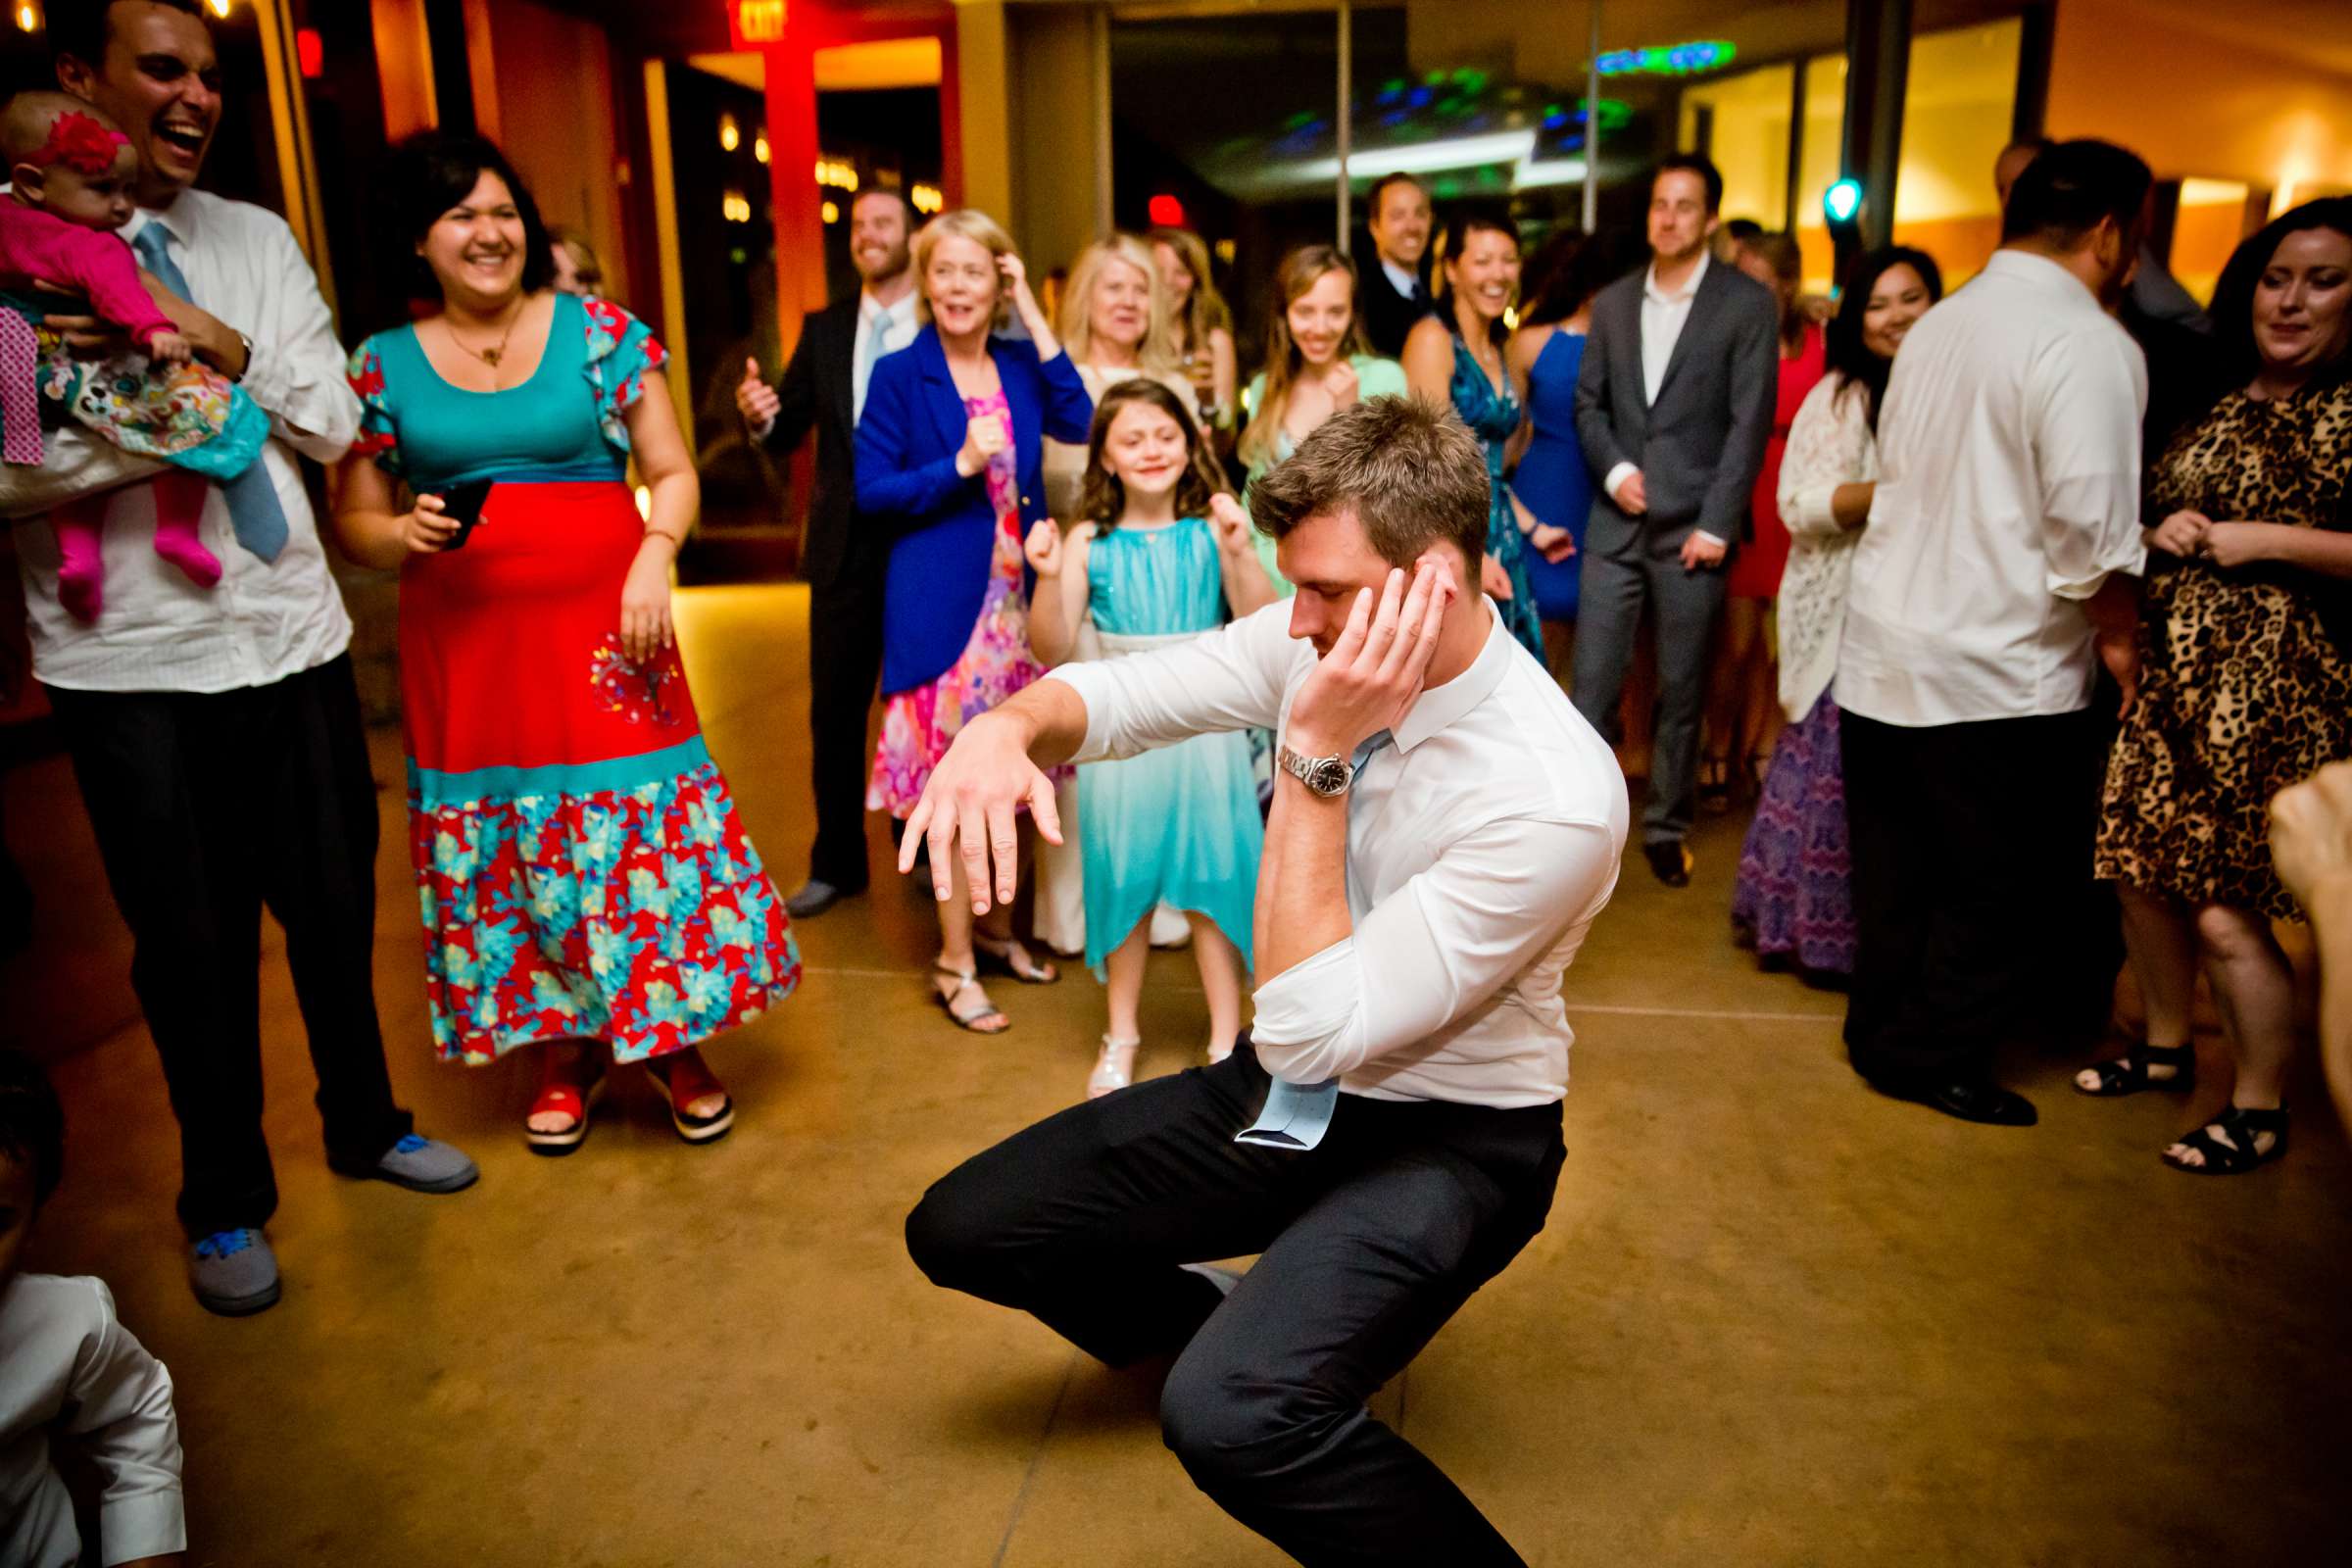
top-left (866, 387), bottom-right (1060, 814)
top-left (348, 291), bottom-right (799, 1063)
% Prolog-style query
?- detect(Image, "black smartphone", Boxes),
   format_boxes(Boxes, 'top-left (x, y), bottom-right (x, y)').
top-left (435, 479), bottom-right (495, 550)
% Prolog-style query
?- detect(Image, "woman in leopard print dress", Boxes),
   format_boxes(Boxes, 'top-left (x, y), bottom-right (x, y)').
top-left (2084, 198), bottom-right (2352, 1174)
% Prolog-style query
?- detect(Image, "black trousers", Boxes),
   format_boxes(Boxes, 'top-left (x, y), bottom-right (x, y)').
top-left (1840, 707), bottom-right (2112, 1086)
top-left (807, 567), bottom-right (885, 892)
top-left (46, 655), bottom-right (412, 1236)
top-left (906, 1043), bottom-right (1564, 1566)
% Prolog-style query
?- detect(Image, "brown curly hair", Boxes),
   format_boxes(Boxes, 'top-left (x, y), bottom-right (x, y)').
top-left (1077, 378), bottom-right (1232, 531)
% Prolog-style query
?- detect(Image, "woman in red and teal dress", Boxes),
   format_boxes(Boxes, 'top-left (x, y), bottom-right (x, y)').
top-left (334, 132), bottom-right (797, 1152)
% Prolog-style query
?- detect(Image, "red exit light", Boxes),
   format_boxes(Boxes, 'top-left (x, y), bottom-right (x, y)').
top-left (297, 27), bottom-right (323, 79)
top-left (1148, 194), bottom-right (1185, 227)
top-left (730, 0), bottom-right (787, 48)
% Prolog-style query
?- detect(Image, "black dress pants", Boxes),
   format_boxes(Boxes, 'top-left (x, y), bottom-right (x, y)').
top-left (806, 567), bottom-right (885, 893)
top-left (46, 655), bottom-right (412, 1236)
top-left (1839, 707), bottom-right (2111, 1087)
top-left (906, 1043), bottom-right (1564, 1567)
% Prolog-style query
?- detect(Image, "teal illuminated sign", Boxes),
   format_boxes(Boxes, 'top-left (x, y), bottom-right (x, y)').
top-left (1595, 41), bottom-right (1736, 77)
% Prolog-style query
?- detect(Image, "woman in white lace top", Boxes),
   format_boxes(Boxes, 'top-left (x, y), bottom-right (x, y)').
top-left (1731, 248), bottom-right (1942, 979)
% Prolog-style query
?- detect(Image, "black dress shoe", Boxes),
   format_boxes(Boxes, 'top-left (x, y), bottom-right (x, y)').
top-left (1642, 840), bottom-right (1692, 888)
top-left (1885, 1076), bottom-right (2038, 1127)
top-left (785, 878), bottom-right (859, 919)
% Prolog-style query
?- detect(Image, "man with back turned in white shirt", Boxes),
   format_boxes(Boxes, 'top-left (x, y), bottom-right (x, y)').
top-left (1835, 139), bottom-right (2153, 1128)
top-left (902, 398), bottom-right (1627, 1565)
top-left (4, 0), bottom-right (474, 1317)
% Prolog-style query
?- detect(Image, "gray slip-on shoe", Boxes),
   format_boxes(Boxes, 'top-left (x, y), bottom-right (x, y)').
top-left (189, 1228), bottom-right (280, 1317)
top-left (363, 1133), bottom-right (480, 1194)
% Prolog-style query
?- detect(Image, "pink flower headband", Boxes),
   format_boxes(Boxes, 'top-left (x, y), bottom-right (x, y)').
top-left (24, 111), bottom-right (129, 178)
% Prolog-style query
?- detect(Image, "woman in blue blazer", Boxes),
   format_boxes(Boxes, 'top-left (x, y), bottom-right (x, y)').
top-left (855, 209), bottom-right (1094, 1033)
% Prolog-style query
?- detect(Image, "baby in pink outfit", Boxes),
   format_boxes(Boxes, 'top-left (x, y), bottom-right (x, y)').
top-left (1, 91), bottom-right (222, 620)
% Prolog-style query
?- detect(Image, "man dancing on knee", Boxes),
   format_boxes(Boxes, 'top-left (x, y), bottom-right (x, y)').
top-left (903, 397), bottom-right (1627, 1565)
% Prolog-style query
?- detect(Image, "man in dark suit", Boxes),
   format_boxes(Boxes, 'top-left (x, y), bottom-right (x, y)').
top-left (1572, 154), bottom-right (1779, 887)
top-left (737, 188), bottom-right (919, 918)
top-left (1356, 172), bottom-right (1436, 359)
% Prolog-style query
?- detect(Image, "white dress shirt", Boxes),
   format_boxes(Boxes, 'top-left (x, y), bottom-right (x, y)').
top-left (4, 188), bottom-right (361, 693)
top-left (1774, 373), bottom-right (1878, 719)
top-left (1053, 598), bottom-right (1628, 1108)
top-left (1836, 249), bottom-right (2147, 727)
top-left (0, 1274), bottom-right (186, 1568)
top-left (1603, 252), bottom-right (1724, 544)
top-left (851, 286), bottom-right (919, 425)
top-left (1379, 257), bottom-right (1421, 303)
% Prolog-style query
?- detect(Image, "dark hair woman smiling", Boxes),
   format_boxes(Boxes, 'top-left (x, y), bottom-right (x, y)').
top-left (333, 132), bottom-right (800, 1154)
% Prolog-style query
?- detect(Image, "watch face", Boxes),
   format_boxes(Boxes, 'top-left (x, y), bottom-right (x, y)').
top-left (1309, 758), bottom-right (1349, 795)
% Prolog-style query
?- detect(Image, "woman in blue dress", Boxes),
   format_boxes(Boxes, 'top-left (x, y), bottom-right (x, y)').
top-left (1024, 380), bottom-right (1275, 1101)
top-left (1401, 209), bottom-right (1568, 661)
top-left (1506, 232), bottom-right (1631, 678)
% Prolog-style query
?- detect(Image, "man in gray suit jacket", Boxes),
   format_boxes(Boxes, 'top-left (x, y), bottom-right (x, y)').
top-left (1573, 154), bottom-right (1779, 886)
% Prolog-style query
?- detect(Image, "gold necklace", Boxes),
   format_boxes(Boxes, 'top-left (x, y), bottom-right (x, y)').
top-left (450, 297), bottom-right (525, 368)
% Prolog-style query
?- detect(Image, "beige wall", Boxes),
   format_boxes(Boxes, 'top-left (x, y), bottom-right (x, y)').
top-left (2048, 0), bottom-right (2352, 205)
top-left (470, 0), bottom-right (633, 309)
top-left (1007, 3), bottom-right (1110, 276)
top-left (956, 0), bottom-right (1015, 220)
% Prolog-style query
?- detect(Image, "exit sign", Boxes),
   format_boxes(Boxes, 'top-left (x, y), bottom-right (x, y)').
top-left (730, 0), bottom-right (786, 48)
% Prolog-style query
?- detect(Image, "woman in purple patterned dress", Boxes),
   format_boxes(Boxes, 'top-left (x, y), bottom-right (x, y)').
top-left (1731, 248), bottom-right (1941, 980)
top-left (854, 210), bottom-right (1094, 1033)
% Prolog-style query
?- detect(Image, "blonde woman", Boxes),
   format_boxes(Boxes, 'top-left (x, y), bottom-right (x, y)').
top-left (1236, 244), bottom-right (1407, 594)
top-left (1040, 234), bottom-right (1193, 522)
top-left (855, 210), bottom-right (1095, 1032)
top-left (1151, 225), bottom-right (1238, 429)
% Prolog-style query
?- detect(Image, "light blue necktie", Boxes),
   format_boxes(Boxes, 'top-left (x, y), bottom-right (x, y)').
top-left (131, 222), bottom-right (287, 563)
top-left (1236, 730), bottom-right (1394, 1152)
top-left (853, 306), bottom-right (893, 425)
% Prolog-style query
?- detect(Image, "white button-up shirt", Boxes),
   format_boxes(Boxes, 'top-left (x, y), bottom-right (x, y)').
top-left (851, 286), bottom-right (919, 425)
top-left (4, 188), bottom-right (361, 694)
top-left (1053, 598), bottom-right (1628, 1108)
top-left (1379, 257), bottom-right (1420, 303)
top-left (1, 1274), bottom-right (185, 1568)
top-left (1604, 252), bottom-right (1725, 544)
top-left (1836, 249), bottom-right (2148, 727)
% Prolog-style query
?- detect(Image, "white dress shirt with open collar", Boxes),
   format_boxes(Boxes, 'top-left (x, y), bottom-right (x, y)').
top-left (1052, 597), bottom-right (1628, 1108)
top-left (5, 188), bottom-right (362, 694)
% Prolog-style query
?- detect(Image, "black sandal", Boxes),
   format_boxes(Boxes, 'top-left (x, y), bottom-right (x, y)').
top-left (1699, 755), bottom-right (1731, 813)
top-left (931, 962), bottom-right (1009, 1034)
top-left (972, 933), bottom-right (1058, 985)
top-left (2163, 1105), bottom-right (2288, 1175)
top-left (2072, 1042), bottom-right (2196, 1098)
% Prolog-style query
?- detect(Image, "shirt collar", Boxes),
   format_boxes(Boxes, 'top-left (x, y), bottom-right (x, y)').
top-left (861, 286), bottom-right (915, 325)
top-left (1380, 257), bottom-right (1419, 298)
top-left (128, 190), bottom-right (202, 252)
top-left (1983, 247), bottom-right (2098, 306)
top-left (1643, 250), bottom-right (1708, 306)
top-left (1394, 598), bottom-right (1513, 754)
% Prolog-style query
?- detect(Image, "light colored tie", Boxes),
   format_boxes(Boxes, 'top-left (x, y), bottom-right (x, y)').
top-left (1235, 731), bottom-right (1394, 1151)
top-left (853, 307), bottom-right (893, 425)
top-left (132, 222), bottom-right (286, 563)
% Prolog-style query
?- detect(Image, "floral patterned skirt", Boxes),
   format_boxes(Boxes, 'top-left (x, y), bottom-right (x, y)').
top-left (1730, 693), bottom-right (1854, 976)
top-left (401, 477), bottom-right (798, 1064)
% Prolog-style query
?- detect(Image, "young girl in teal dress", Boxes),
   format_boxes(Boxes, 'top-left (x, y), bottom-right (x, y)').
top-left (1023, 380), bottom-right (1276, 1100)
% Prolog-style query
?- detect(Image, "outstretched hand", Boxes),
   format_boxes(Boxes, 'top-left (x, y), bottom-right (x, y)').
top-left (1284, 558), bottom-right (1457, 759)
top-left (899, 711), bottom-right (1064, 914)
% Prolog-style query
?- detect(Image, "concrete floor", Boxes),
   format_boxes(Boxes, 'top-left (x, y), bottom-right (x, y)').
top-left (4, 583), bottom-right (2348, 1567)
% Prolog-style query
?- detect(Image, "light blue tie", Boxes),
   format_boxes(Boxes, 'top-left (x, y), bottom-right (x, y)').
top-left (131, 222), bottom-right (287, 564)
top-left (853, 308), bottom-right (893, 425)
top-left (1235, 730), bottom-right (1394, 1152)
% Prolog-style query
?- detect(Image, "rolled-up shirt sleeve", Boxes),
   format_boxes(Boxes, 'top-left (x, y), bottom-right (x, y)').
top-left (2031, 324), bottom-right (2148, 601)
top-left (1050, 601), bottom-right (1296, 763)
top-left (1250, 815), bottom-right (1617, 1084)
top-left (71, 1279), bottom-right (187, 1565)
top-left (237, 212), bottom-right (361, 464)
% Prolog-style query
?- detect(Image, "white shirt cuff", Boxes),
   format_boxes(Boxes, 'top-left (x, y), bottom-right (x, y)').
top-left (1603, 463), bottom-right (1638, 504)
top-left (1040, 664), bottom-right (1112, 763)
top-left (1250, 938), bottom-right (1363, 1084)
top-left (1693, 530), bottom-right (1727, 549)
top-left (98, 1490), bottom-right (188, 1565)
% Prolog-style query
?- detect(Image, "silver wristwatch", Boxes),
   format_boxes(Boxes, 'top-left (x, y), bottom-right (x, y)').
top-left (1276, 743), bottom-right (1355, 799)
